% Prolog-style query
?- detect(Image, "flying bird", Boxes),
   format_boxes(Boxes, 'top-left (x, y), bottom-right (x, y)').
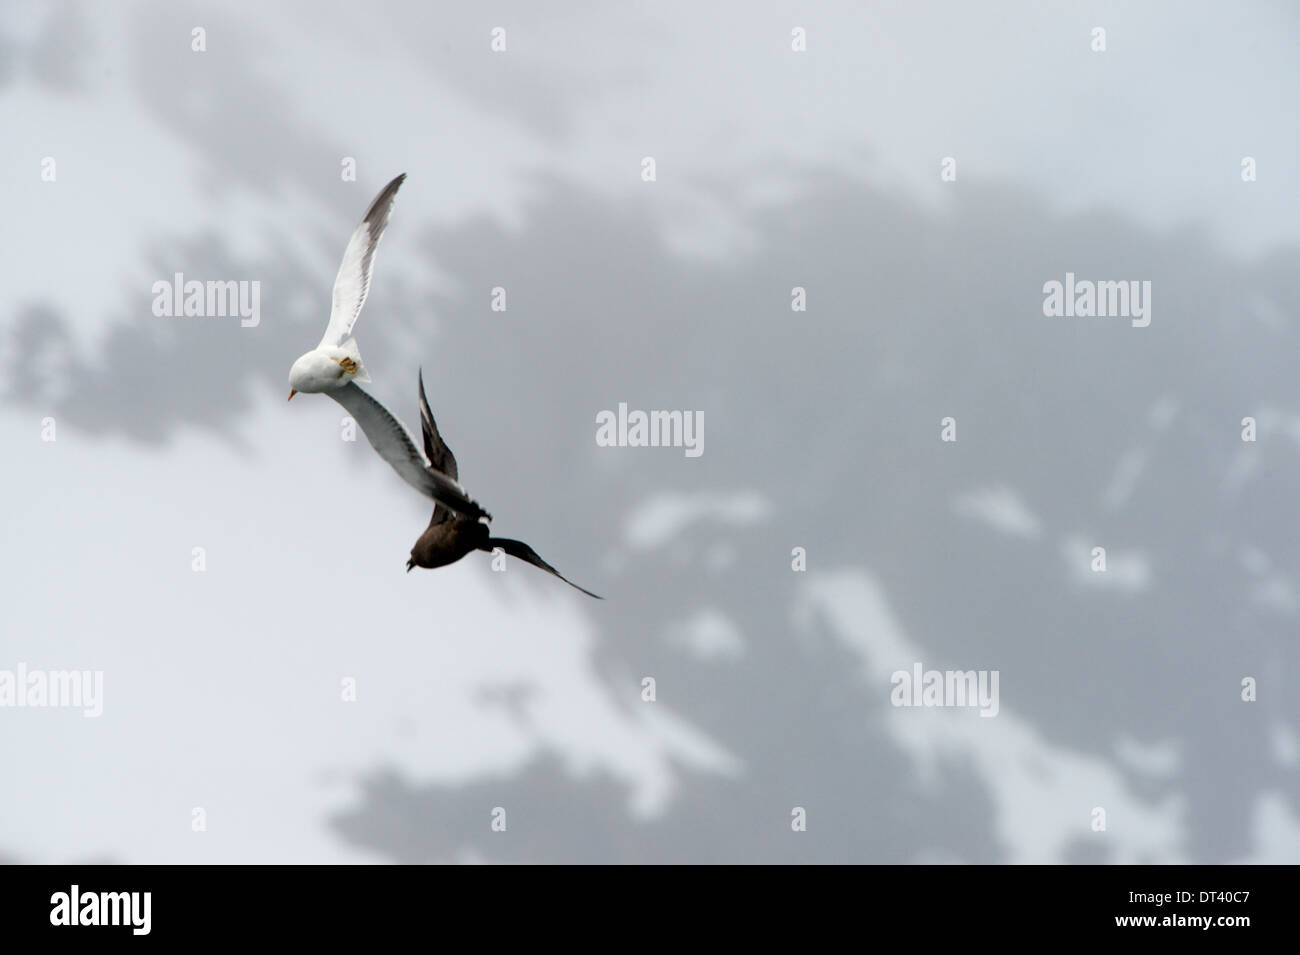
top-left (406, 369), bottom-right (602, 599)
top-left (287, 174), bottom-right (489, 522)
top-left (286, 175), bottom-right (600, 598)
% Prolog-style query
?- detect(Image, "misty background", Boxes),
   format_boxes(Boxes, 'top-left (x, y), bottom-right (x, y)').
top-left (3, 0), bottom-right (1299, 863)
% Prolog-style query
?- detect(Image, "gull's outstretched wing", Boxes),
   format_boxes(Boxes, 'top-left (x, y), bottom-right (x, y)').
top-left (318, 173), bottom-right (406, 349)
top-left (485, 537), bottom-right (603, 599)
top-left (328, 382), bottom-right (491, 522)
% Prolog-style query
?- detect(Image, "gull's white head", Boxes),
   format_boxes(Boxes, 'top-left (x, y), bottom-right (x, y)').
top-left (287, 344), bottom-right (367, 400)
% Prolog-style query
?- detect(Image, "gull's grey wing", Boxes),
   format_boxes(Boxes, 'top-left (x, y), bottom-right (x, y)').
top-left (318, 173), bottom-right (406, 348)
top-left (485, 537), bottom-right (603, 599)
top-left (327, 382), bottom-right (491, 522)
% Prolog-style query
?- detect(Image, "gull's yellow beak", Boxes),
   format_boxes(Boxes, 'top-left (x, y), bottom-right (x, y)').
top-left (287, 390), bottom-right (297, 401)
